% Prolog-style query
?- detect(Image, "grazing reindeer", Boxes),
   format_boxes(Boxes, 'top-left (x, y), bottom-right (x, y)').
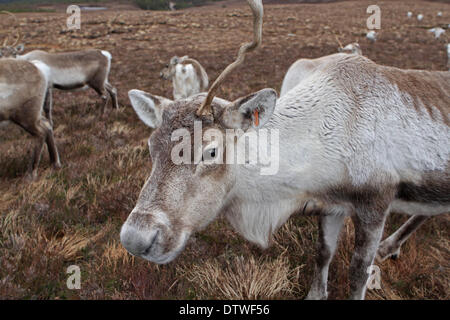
top-left (121, 0), bottom-right (449, 300)
top-left (160, 56), bottom-right (209, 100)
top-left (1, 41), bottom-right (118, 122)
top-left (16, 49), bottom-right (119, 121)
top-left (0, 59), bottom-right (61, 178)
top-left (281, 42), bottom-right (362, 97)
top-left (0, 12), bottom-right (118, 120)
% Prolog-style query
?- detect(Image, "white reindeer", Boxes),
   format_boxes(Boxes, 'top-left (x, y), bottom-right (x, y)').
top-left (281, 42), bottom-right (362, 97)
top-left (121, 0), bottom-right (449, 300)
top-left (366, 30), bottom-right (377, 42)
top-left (0, 58), bottom-right (61, 178)
top-left (428, 27), bottom-right (445, 39)
top-left (160, 56), bottom-right (209, 100)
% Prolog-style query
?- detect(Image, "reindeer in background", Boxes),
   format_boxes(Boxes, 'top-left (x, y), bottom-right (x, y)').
top-left (160, 55), bottom-right (209, 100)
top-left (0, 12), bottom-right (118, 124)
top-left (0, 58), bottom-right (61, 178)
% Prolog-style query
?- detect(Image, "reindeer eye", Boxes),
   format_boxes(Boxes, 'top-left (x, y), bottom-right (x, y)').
top-left (202, 147), bottom-right (217, 162)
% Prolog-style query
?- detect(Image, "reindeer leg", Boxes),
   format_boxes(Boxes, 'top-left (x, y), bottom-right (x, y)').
top-left (105, 82), bottom-right (118, 110)
top-left (377, 215), bottom-right (429, 262)
top-left (43, 87), bottom-right (53, 127)
top-left (17, 121), bottom-right (45, 180)
top-left (306, 213), bottom-right (345, 300)
top-left (41, 117), bottom-right (61, 169)
top-left (12, 108), bottom-right (46, 179)
top-left (30, 134), bottom-right (46, 179)
top-left (349, 206), bottom-right (388, 300)
top-left (89, 81), bottom-right (109, 116)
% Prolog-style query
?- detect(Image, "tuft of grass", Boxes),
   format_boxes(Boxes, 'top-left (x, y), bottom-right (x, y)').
top-left (179, 254), bottom-right (301, 299)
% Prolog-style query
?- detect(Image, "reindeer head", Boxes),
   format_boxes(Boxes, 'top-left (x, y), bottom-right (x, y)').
top-left (121, 0), bottom-right (274, 264)
top-left (338, 43), bottom-right (362, 55)
top-left (0, 11), bottom-right (23, 58)
top-left (0, 44), bottom-right (24, 58)
top-left (160, 55), bottom-right (188, 80)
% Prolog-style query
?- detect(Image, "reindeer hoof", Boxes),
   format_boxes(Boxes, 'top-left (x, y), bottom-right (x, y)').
top-left (53, 162), bottom-right (62, 170)
top-left (390, 253), bottom-right (399, 260)
top-left (25, 171), bottom-right (38, 182)
top-left (376, 241), bottom-right (401, 262)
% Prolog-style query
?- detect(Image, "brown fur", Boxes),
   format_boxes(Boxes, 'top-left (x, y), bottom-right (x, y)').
top-left (20, 49), bottom-right (118, 114)
top-left (0, 59), bottom-right (60, 177)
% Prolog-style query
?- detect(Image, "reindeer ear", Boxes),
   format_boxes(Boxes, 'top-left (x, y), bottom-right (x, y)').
top-left (128, 90), bottom-right (172, 129)
top-left (15, 44), bottom-right (24, 53)
top-left (217, 88), bottom-right (277, 130)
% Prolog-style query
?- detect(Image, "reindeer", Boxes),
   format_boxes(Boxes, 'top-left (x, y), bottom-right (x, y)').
top-left (19, 49), bottom-right (118, 122)
top-left (1, 45), bottom-right (118, 124)
top-left (160, 56), bottom-right (209, 100)
top-left (281, 42), bottom-right (362, 97)
top-left (0, 58), bottom-right (61, 178)
top-left (338, 42), bottom-right (362, 55)
top-left (0, 13), bottom-right (118, 123)
top-left (121, 0), bottom-right (449, 300)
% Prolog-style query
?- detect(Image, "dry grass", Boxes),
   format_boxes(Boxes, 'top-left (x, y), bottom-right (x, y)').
top-left (180, 254), bottom-right (301, 299)
top-left (0, 0), bottom-right (449, 299)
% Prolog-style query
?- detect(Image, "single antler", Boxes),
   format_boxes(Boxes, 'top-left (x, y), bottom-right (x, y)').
top-left (0, 11), bottom-right (21, 47)
top-left (11, 25), bottom-right (22, 47)
top-left (196, 0), bottom-right (264, 116)
top-left (335, 34), bottom-right (343, 50)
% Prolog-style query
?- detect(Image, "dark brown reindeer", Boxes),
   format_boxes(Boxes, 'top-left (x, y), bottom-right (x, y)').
top-left (121, 0), bottom-right (449, 299)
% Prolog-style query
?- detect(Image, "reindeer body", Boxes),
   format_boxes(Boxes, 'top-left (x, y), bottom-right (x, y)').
top-left (0, 58), bottom-right (60, 177)
top-left (229, 53), bottom-right (449, 245)
top-left (16, 49), bottom-right (118, 120)
top-left (161, 56), bottom-right (209, 100)
top-left (281, 43), bottom-right (362, 97)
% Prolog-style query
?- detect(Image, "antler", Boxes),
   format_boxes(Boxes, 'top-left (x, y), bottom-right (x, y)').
top-left (0, 11), bottom-right (21, 47)
top-left (196, 0), bottom-right (264, 116)
top-left (11, 24), bottom-right (22, 47)
top-left (335, 34), bottom-right (343, 50)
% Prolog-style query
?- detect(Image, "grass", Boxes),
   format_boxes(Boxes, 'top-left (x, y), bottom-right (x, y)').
top-left (180, 254), bottom-right (301, 299)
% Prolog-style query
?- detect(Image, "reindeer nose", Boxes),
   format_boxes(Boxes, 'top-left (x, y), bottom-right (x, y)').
top-left (120, 224), bottom-right (160, 257)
